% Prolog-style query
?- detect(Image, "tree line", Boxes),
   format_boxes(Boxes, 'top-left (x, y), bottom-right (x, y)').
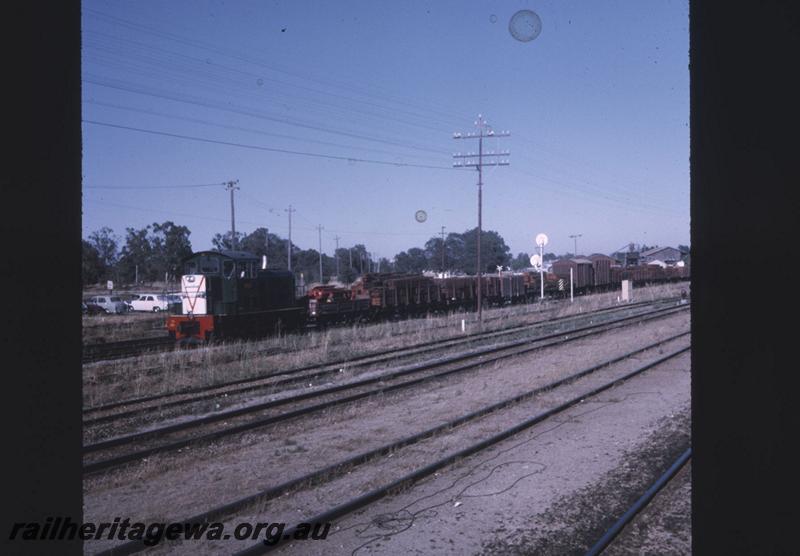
top-left (82, 221), bottom-right (596, 287)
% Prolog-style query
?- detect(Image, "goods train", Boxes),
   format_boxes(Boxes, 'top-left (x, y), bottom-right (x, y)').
top-left (166, 250), bottom-right (689, 343)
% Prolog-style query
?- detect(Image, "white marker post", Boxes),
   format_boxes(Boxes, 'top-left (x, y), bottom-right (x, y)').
top-left (570, 267), bottom-right (574, 302)
top-left (622, 279), bottom-right (631, 302)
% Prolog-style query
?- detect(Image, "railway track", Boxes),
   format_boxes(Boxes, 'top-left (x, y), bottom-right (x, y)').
top-left (80, 301), bottom-right (564, 365)
top-left (83, 301), bottom-right (688, 475)
top-left (584, 447), bottom-right (692, 556)
top-left (83, 297), bottom-right (682, 426)
top-left (91, 321), bottom-right (690, 555)
top-left (81, 293), bottom-right (677, 365)
top-left (82, 336), bottom-right (176, 363)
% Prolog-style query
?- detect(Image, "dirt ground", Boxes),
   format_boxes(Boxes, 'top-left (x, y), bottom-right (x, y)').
top-left (260, 352), bottom-right (691, 556)
top-left (83, 310), bottom-right (689, 554)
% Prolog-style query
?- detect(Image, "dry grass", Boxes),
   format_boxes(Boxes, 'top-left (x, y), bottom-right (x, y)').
top-left (82, 282), bottom-right (689, 408)
top-left (83, 313), bottom-right (168, 343)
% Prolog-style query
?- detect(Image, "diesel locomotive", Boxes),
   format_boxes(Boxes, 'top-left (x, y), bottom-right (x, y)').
top-left (166, 250), bottom-right (304, 343)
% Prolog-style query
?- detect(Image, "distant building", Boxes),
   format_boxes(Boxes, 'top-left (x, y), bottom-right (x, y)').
top-left (640, 246), bottom-right (682, 266)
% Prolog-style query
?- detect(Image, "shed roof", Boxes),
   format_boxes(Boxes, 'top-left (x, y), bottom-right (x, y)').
top-left (588, 253), bottom-right (616, 261)
top-left (641, 246), bottom-right (680, 257)
top-left (188, 250), bottom-right (259, 261)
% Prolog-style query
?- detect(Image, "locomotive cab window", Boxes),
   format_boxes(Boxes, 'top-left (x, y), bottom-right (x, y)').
top-left (223, 260), bottom-right (235, 279)
top-left (184, 261), bottom-right (198, 275)
top-left (198, 256), bottom-right (220, 274)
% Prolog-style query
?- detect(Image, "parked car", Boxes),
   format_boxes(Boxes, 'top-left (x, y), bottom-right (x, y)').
top-left (84, 295), bottom-right (130, 314)
top-left (166, 294), bottom-right (183, 313)
top-left (82, 301), bottom-right (105, 315)
top-left (130, 293), bottom-right (171, 313)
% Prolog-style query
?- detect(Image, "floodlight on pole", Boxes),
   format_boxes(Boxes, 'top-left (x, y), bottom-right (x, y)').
top-left (536, 233), bottom-right (549, 300)
top-left (569, 233), bottom-right (582, 257)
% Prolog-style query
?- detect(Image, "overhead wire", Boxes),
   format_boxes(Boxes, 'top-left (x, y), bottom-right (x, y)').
top-left (83, 119), bottom-right (458, 170)
top-left (83, 29), bottom-right (462, 133)
top-left (84, 76), bottom-right (452, 156)
top-left (85, 182), bottom-right (225, 190)
top-left (83, 99), bottom-right (446, 163)
top-left (83, 8), bottom-right (471, 127)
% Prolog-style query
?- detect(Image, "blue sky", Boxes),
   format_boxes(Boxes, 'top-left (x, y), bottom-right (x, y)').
top-left (82, 0), bottom-right (689, 260)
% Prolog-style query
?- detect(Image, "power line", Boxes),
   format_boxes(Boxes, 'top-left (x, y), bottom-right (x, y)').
top-left (83, 34), bottom-right (462, 136)
top-left (83, 77), bottom-right (452, 156)
top-left (83, 119), bottom-right (457, 170)
top-left (86, 184), bottom-right (222, 190)
top-left (83, 8), bottom-right (470, 127)
top-left (84, 100), bottom-right (446, 163)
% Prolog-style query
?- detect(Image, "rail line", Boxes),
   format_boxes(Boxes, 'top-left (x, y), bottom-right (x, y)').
top-left (83, 302), bottom-right (688, 475)
top-left (81, 293), bottom-right (676, 365)
top-left (84, 297), bottom-right (681, 425)
top-left (82, 336), bottom-right (176, 363)
top-left (92, 330), bottom-right (690, 555)
top-left (584, 447), bottom-right (692, 556)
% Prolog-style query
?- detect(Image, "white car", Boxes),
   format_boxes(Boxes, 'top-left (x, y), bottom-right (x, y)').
top-left (130, 293), bottom-right (171, 312)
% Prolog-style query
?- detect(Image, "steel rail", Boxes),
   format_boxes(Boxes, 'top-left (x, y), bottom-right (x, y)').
top-left (93, 335), bottom-right (690, 556)
top-left (84, 298), bottom-right (679, 423)
top-left (82, 336), bottom-right (176, 363)
top-left (84, 304), bottom-right (685, 451)
top-left (83, 304), bottom-right (688, 474)
top-left (232, 347), bottom-right (691, 555)
top-left (583, 447), bottom-right (692, 556)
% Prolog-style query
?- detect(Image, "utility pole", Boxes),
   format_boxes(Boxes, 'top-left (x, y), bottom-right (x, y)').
top-left (317, 225), bottom-right (324, 283)
top-left (440, 225), bottom-right (447, 273)
top-left (285, 205), bottom-right (295, 271)
top-left (334, 235), bottom-right (341, 280)
top-left (453, 115), bottom-right (510, 325)
top-left (349, 248), bottom-right (352, 271)
top-left (225, 180), bottom-right (240, 249)
top-left (264, 228), bottom-right (269, 268)
top-left (569, 233), bottom-right (582, 257)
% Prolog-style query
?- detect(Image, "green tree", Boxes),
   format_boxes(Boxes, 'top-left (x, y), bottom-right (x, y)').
top-left (211, 231), bottom-right (245, 251)
top-left (424, 236), bottom-right (453, 271)
top-left (334, 247), bottom-right (358, 283)
top-left (150, 221), bottom-right (192, 281)
top-left (458, 228), bottom-right (511, 274)
top-left (82, 240), bottom-right (103, 285)
top-left (118, 227), bottom-right (153, 283)
top-left (377, 257), bottom-right (393, 273)
top-left (117, 221), bottom-right (192, 284)
top-left (510, 252), bottom-right (531, 270)
top-left (87, 226), bottom-right (120, 281)
top-left (394, 247), bottom-right (429, 273)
